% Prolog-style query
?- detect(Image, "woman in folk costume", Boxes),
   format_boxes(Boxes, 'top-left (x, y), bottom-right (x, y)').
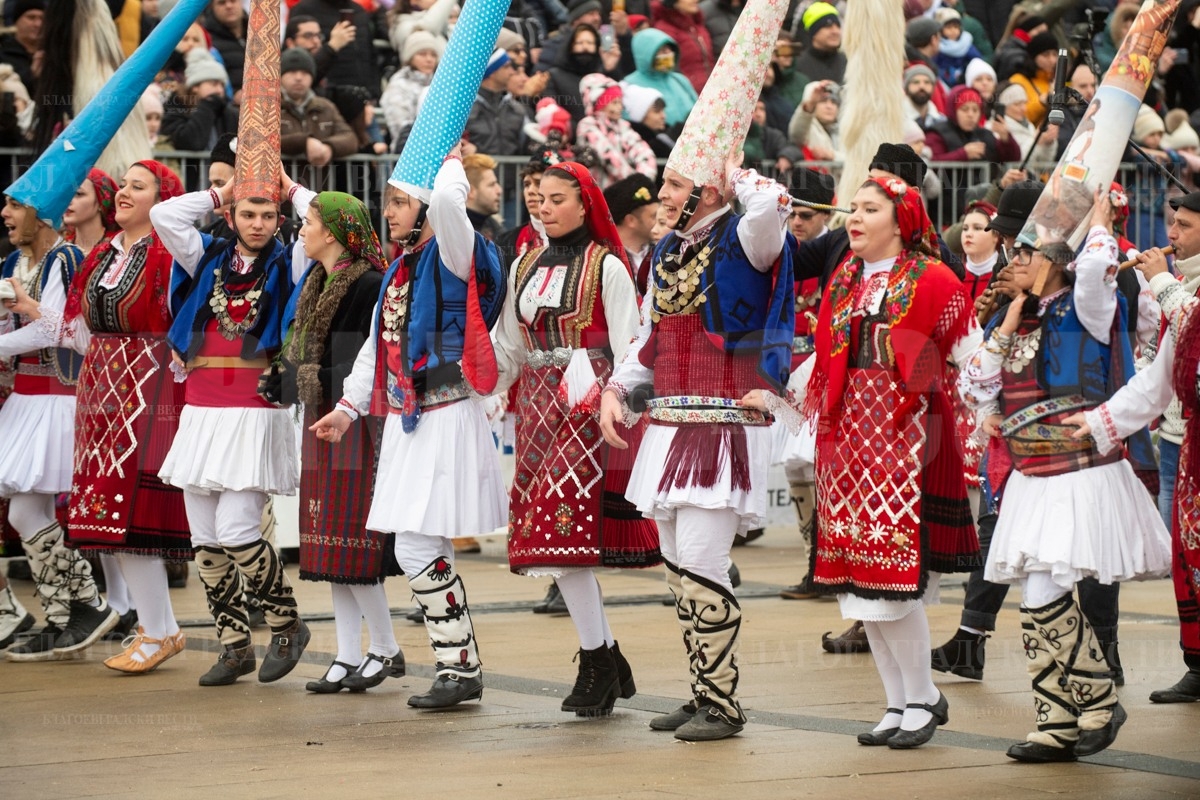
top-left (155, 0), bottom-right (311, 688)
top-left (790, 177), bottom-right (981, 749)
top-left (960, 190), bottom-right (1170, 762)
top-left (62, 170), bottom-right (120, 255)
top-left (0, 195), bottom-right (114, 663)
top-left (492, 160), bottom-right (659, 716)
top-left (262, 191), bottom-right (404, 694)
top-left (311, 152), bottom-right (507, 709)
top-left (599, 0), bottom-right (796, 743)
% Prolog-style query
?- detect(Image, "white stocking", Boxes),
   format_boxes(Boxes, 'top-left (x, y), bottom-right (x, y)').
top-left (100, 554), bottom-right (131, 615)
top-left (874, 605), bottom-right (939, 731)
top-left (555, 569), bottom-right (610, 650)
top-left (862, 620), bottom-right (906, 731)
top-left (329, 583), bottom-right (364, 682)
top-left (114, 555), bottom-right (179, 662)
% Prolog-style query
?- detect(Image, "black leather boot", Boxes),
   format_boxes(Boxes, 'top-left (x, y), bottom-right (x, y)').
top-left (931, 627), bottom-right (988, 680)
top-left (561, 645), bottom-right (621, 717)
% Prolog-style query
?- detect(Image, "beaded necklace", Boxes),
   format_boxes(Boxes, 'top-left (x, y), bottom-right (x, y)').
top-left (651, 240), bottom-right (715, 322)
top-left (208, 263), bottom-right (266, 341)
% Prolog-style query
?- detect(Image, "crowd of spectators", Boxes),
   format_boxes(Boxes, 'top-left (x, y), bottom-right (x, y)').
top-left (0, 0), bottom-right (1199, 248)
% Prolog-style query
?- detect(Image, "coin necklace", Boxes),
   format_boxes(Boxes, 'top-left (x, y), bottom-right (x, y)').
top-left (209, 264), bottom-right (266, 341)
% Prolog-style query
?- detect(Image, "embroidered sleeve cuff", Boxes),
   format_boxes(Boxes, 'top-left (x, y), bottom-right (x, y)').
top-left (605, 380), bottom-right (630, 404)
top-left (762, 390), bottom-right (804, 434)
top-left (336, 397), bottom-right (361, 421)
top-left (209, 188), bottom-right (222, 210)
top-left (35, 307), bottom-right (61, 342)
top-left (1085, 405), bottom-right (1118, 456)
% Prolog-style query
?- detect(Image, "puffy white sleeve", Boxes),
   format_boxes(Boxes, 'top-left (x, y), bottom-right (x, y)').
top-left (1084, 329), bottom-right (1177, 456)
top-left (600, 254), bottom-right (639, 364)
top-left (730, 168), bottom-right (790, 272)
top-left (0, 252), bottom-right (71, 357)
top-left (491, 260), bottom-right (526, 397)
top-left (427, 159), bottom-right (474, 282)
top-left (957, 329), bottom-right (1006, 422)
top-left (149, 190), bottom-right (219, 278)
top-left (607, 290), bottom-right (656, 403)
top-left (289, 185), bottom-right (318, 286)
top-left (1071, 226), bottom-right (1120, 345)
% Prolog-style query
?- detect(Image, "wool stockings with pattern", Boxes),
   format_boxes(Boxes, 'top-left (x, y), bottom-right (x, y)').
top-left (227, 539), bottom-right (298, 632)
top-left (680, 568), bottom-right (746, 725)
top-left (194, 546), bottom-right (252, 648)
top-left (1020, 607), bottom-right (1080, 748)
top-left (408, 557), bottom-right (481, 678)
top-left (664, 559), bottom-right (699, 700)
top-left (1027, 594), bottom-right (1118, 732)
top-left (789, 480), bottom-right (816, 573)
top-left (20, 522), bottom-right (99, 626)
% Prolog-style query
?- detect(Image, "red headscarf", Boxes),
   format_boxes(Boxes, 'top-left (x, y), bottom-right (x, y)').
top-left (871, 176), bottom-right (938, 253)
top-left (964, 200), bottom-right (997, 220)
top-left (64, 168), bottom-right (120, 243)
top-left (543, 161), bottom-right (632, 276)
top-left (132, 160), bottom-right (185, 202)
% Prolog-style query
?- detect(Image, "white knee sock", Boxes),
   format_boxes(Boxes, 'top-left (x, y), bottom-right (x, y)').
top-left (875, 606), bottom-right (940, 731)
top-left (863, 620), bottom-right (906, 731)
top-left (329, 583), bottom-right (364, 681)
top-left (555, 570), bottom-right (609, 651)
top-left (115, 555), bottom-right (179, 661)
top-left (100, 554), bottom-right (131, 615)
top-left (348, 582), bottom-right (400, 660)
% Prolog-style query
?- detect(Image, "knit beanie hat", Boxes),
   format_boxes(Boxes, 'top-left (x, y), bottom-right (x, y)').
top-left (402, 29), bottom-right (446, 66)
top-left (621, 82), bottom-right (664, 123)
top-left (185, 48), bottom-right (230, 89)
top-left (906, 17), bottom-right (941, 47)
top-left (1026, 31), bottom-right (1059, 58)
top-left (903, 62), bottom-right (936, 87)
top-left (1133, 105), bottom-right (1166, 143)
top-left (963, 58), bottom-right (996, 89)
top-left (1164, 108), bottom-right (1200, 151)
top-left (803, 2), bottom-right (840, 35)
top-left (280, 47), bottom-right (317, 78)
top-left (568, 0), bottom-right (601, 23)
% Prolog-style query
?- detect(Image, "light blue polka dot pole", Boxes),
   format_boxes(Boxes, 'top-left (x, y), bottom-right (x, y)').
top-left (4, 0), bottom-right (213, 228)
top-left (389, 0), bottom-right (510, 202)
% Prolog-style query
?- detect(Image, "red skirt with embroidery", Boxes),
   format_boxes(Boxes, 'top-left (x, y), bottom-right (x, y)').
top-left (67, 334), bottom-right (191, 561)
top-left (814, 367), bottom-right (976, 599)
top-left (299, 407), bottom-right (394, 583)
top-left (508, 354), bottom-right (660, 573)
top-left (1173, 433), bottom-right (1200, 665)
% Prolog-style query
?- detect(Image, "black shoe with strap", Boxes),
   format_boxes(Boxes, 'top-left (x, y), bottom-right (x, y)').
top-left (258, 618), bottom-right (311, 683)
top-left (887, 692), bottom-right (949, 750)
top-left (857, 709), bottom-right (903, 746)
top-left (199, 643), bottom-right (256, 686)
top-left (1006, 740), bottom-right (1078, 763)
top-left (407, 671), bottom-right (484, 709)
top-left (649, 703), bottom-right (697, 731)
top-left (343, 650), bottom-right (406, 692)
top-left (306, 660), bottom-right (360, 694)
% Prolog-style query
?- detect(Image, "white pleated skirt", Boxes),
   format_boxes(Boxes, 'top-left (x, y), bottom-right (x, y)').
top-left (626, 422), bottom-right (772, 534)
top-left (158, 405), bottom-right (299, 495)
top-left (365, 399), bottom-right (508, 538)
top-left (985, 459), bottom-right (1172, 590)
top-left (0, 393), bottom-right (75, 497)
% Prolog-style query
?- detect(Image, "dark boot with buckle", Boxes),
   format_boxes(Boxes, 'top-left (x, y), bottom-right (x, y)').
top-left (342, 649), bottom-right (406, 692)
top-left (931, 627), bottom-right (988, 680)
top-left (199, 641), bottom-right (256, 686)
top-left (822, 620), bottom-right (870, 653)
top-left (406, 557), bottom-right (484, 709)
top-left (1150, 667), bottom-right (1200, 703)
top-left (562, 645), bottom-right (620, 716)
top-left (258, 618), bottom-right (311, 683)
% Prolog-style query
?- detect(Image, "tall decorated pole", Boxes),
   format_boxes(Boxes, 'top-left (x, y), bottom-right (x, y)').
top-left (235, 0), bottom-right (283, 203)
top-left (1018, 0), bottom-right (1182, 249)
top-left (834, 0), bottom-right (907, 213)
top-left (5, 0), bottom-right (213, 227)
top-left (664, 0), bottom-right (790, 191)
top-left (390, 0), bottom-right (510, 201)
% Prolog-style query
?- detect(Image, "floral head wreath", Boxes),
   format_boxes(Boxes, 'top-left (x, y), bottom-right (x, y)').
top-left (1109, 181), bottom-right (1130, 227)
top-left (869, 176), bottom-right (937, 253)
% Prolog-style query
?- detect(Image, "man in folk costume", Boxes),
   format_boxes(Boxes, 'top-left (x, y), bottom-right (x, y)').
top-left (153, 0), bottom-right (311, 686)
top-left (311, 0), bottom-right (509, 710)
top-left (0, 191), bottom-right (114, 661)
top-left (598, 0), bottom-right (795, 743)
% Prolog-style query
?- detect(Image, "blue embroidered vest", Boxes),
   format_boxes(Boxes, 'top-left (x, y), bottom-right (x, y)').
top-left (3, 244), bottom-right (85, 384)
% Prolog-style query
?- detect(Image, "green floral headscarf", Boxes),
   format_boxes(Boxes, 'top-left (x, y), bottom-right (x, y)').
top-left (311, 191), bottom-right (385, 273)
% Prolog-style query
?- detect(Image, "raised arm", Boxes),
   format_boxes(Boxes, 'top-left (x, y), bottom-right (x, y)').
top-left (150, 185), bottom-right (231, 277)
top-left (730, 164), bottom-right (790, 271)
top-left (426, 157), bottom-right (474, 282)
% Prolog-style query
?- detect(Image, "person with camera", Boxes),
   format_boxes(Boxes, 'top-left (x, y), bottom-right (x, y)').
top-left (787, 79), bottom-right (843, 163)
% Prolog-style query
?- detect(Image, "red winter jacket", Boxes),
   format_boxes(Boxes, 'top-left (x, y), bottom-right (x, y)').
top-left (650, 1), bottom-right (715, 94)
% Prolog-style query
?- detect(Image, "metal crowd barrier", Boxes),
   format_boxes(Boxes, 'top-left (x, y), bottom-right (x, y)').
top-left (0, 149), bottom-right (1179, 251)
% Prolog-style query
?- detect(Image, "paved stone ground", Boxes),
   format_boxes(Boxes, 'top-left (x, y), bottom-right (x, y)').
top-left (3, 526), bottom-right (1199, 798)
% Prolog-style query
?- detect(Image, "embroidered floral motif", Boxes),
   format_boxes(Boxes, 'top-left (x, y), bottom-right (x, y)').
top-left (553, 503), bottom-right (574, 537)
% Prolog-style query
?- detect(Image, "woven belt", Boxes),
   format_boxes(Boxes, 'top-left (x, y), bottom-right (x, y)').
top-left (186, 356), bottom-right (272, 370)
top-left (525, 347), bottom-right (607, 369)
top-left (419, 381), bottom-right (472, 410)
top-left (792, 335), bottom-right (814, 355)
top-left (1007, 424), bottom-right (1097, 456)
top-left (646, 395), bottom-right (769, 426)
top-left (999, 394), bottom-right (1089, 437)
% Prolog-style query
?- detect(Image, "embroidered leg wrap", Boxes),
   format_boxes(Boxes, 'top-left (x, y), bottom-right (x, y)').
top-left (680, 568), bottom-right (746, 725)
top-left (22, 523), bottom-right (97, 626)
top-left (226, 539), bottom-right (298, 632)
top-left (789, 481), bottom-right (816, 577)
top-left (1027, 594), bottom-right (1117, 732)
top-left (664, 559), bottom-right (698, 700)
top-left (408, 557), bottom-right (481, 679)
top-left (1021, 607), bottom-right (1080, 748)
top-left (194, 546), bottom-right (251, 648)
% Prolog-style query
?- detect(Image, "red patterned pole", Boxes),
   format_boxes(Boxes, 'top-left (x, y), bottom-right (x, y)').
top-left (235, 0), bottom-right (282, 204)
